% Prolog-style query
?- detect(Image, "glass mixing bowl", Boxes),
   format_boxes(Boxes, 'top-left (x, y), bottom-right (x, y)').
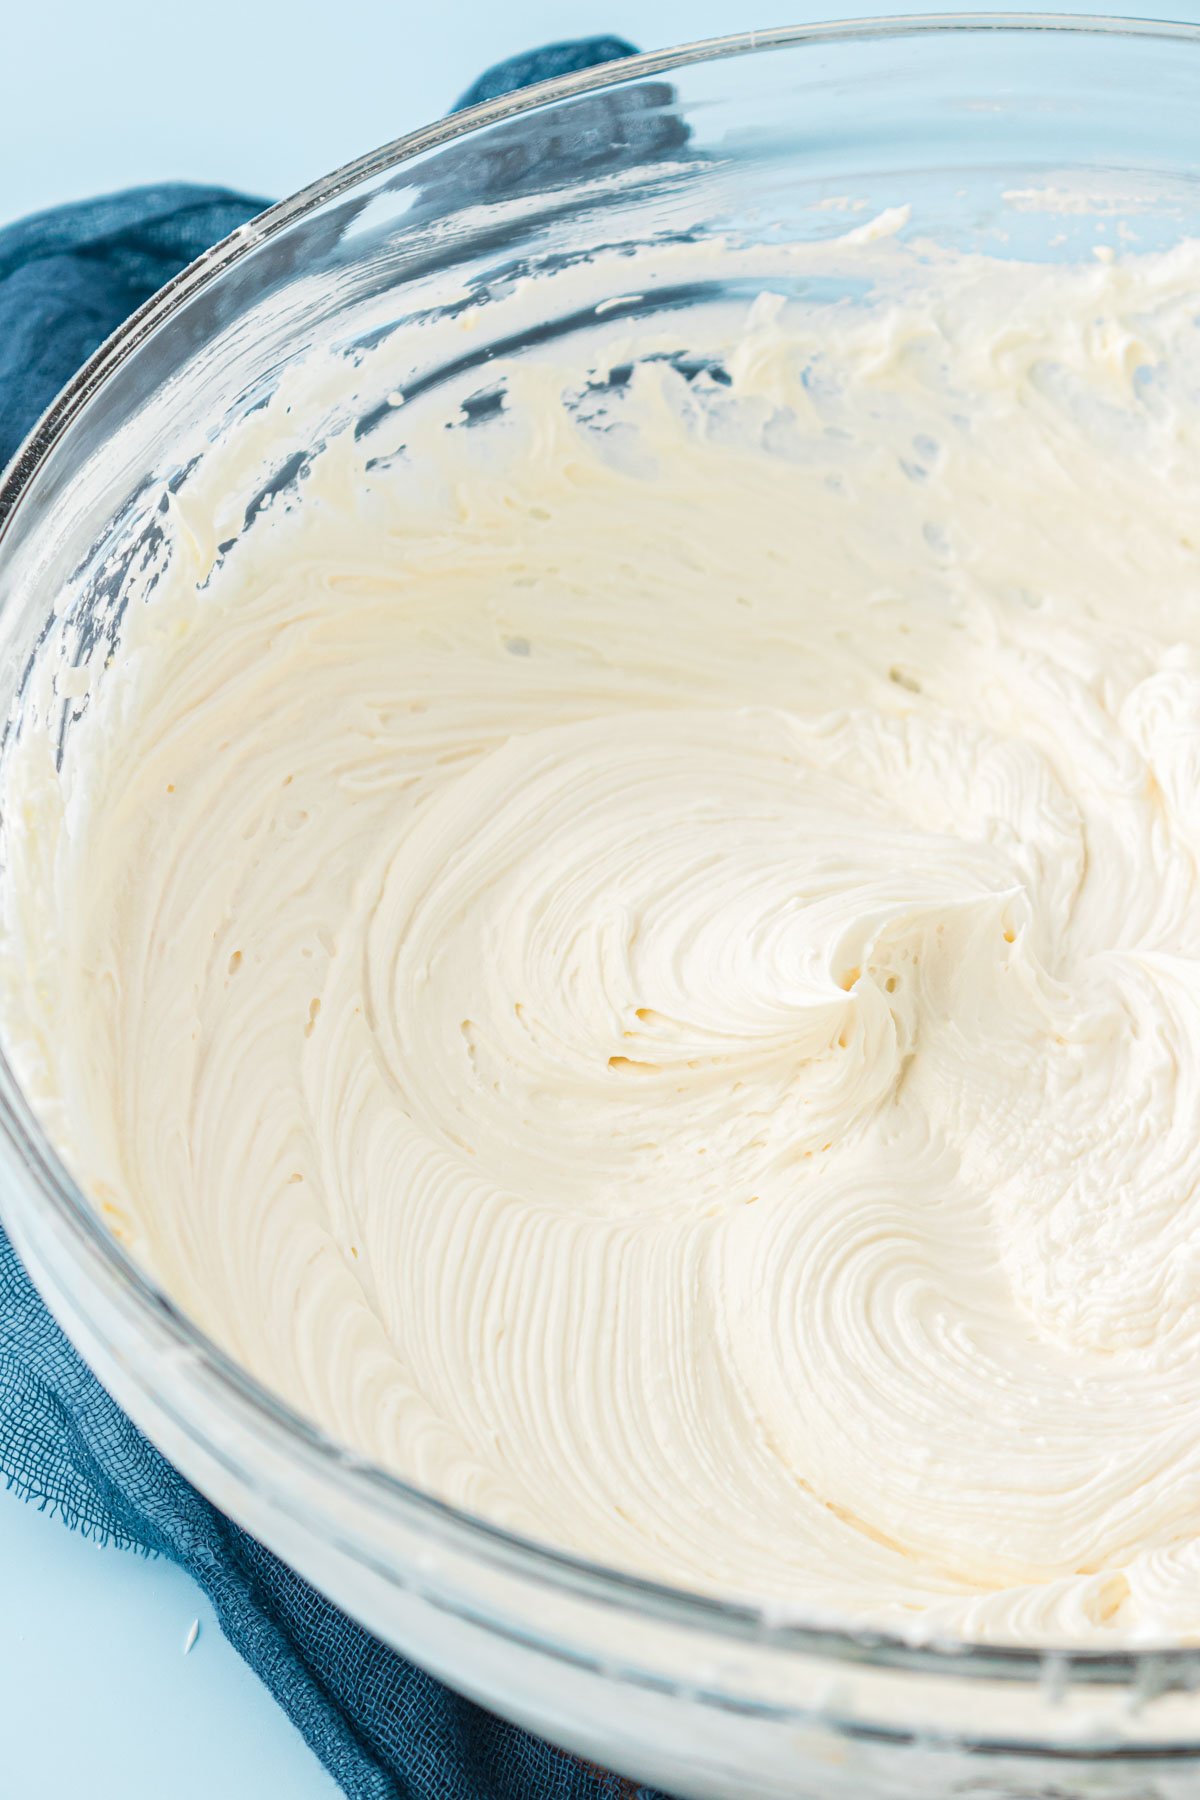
top-left (3, 17), bottom-right (1200, 1798)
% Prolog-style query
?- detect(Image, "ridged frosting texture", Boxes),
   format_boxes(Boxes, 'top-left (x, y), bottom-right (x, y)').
top-left (7, 220), bottom-right (1200, 1643)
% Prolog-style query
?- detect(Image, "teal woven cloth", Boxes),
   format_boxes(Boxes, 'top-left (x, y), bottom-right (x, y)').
top-left (0, 37), bottom-right (672, 1800)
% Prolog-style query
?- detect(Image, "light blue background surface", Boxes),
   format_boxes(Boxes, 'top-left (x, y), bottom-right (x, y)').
top-left (5, 0), bottom-right (902, 224)
top-left (3, 2), bottom-right (1200, 1795)
top-left (0, 1482), bottom-right (340, 1797)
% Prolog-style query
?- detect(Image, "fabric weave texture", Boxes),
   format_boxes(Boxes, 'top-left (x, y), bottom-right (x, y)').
top-left (0, 35), bottom-right (670, 1800)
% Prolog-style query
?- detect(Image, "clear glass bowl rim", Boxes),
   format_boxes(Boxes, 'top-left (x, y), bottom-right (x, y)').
top-left (2, 11), bottom-right (1200, 1688)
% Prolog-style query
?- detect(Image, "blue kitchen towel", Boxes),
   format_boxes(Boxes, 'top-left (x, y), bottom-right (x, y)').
top-left (0, 37), bottom-right (672, 1800)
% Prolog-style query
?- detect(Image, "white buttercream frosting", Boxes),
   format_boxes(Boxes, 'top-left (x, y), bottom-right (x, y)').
top-left (7, 219), bottom-right (1200, 1644)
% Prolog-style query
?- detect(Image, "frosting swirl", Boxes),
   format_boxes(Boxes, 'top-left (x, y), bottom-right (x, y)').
top-left (8, 222), bottom-right (1200, 1642)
